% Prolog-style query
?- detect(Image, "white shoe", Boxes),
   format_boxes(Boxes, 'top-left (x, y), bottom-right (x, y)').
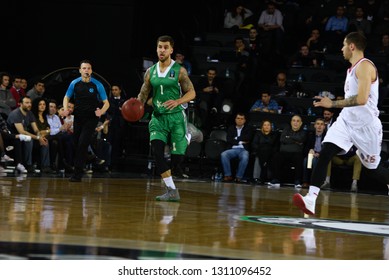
top-left (351, 181), bottom-right (358, 192)
top-left (293, 193), bottom-right (316, 215)
top-left (267, 182), bottom-right (280, 188)
top-left (16, 163), bottom-right (28, 174)
top-left (19, 134), bottom-right (32, 142)
top-left (1, 154), bottom-right (14, 162)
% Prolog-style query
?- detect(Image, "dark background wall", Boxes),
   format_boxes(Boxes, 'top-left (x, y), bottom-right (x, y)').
top-left (3, 0), bottom-right (226, 99)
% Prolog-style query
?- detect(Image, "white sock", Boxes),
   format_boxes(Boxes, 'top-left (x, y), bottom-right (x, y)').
top-left (308, 186), bottom-right (320, 199)
top-left (163, 176), bottom-right (176, 189)
top-left (325, 176), bottom-right (330, 183)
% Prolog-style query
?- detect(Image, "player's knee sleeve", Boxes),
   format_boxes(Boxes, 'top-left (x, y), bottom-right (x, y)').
top-left (151, 140), bottom-right (170, 174)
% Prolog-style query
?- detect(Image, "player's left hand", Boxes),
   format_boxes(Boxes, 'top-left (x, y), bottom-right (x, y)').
top-left (313, 96), bottom-right (333, 108)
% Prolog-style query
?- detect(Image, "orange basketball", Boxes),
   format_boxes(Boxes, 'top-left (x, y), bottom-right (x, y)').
top-left (121, 98), bottom-right (144, 122)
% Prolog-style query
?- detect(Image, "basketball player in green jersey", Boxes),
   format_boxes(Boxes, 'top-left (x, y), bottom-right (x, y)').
top-left (137, 35), bottom-right (196, 202)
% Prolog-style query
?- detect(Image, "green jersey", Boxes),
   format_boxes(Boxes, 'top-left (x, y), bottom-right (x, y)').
top-left (149, 61), bottom-right (183, 115)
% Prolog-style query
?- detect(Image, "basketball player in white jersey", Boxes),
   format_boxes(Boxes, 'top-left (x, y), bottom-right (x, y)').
top-left (293, 32), bottom-right (389, 216)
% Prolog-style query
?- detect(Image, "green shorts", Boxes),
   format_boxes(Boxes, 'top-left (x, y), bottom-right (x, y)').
top-left (149, 111), bottom-right (188, 155)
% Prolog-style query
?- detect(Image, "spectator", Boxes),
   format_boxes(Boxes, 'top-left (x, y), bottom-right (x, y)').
top-left (107, 84), bottom-right (126, 169)
top-left (7, 96), bottom-right (48, 173)
top-left (0, 111), bottom-right (31, 171)
top-left (322, 145), bottom-right (362, 192)
top-left (221, 112), bottom-right (253, 183)
top-left (20, 78), bottom-right (28, 93)
top-left (57, 101), bottom-right (75, 171)
top-left (268, 114), bottom-right (307, 188)
top-left (306, 28), bottom-right (326, 53)
top-left (306, 28), bottom-right (326, 65)
top-left (322, 108), bottom-right (337, 130)
top-left (46, 99), bottom-right (69, 173)
top-left (195, 67), bottom-right (224, 132)
top-left (324, 5), bottom-right (349, 53)
top-left (348, 6), bottom-right (371, 37)
top-left (27, 79), bottom-right (45, 102)
top-left (224, 4), bottom-right (253, 32)
top-left (0, 72), bottom-right (17, 117)
top-left (289, 44), bottom-right (318, 68)
top-left (31, 97), bottom-right (56, 173)
top-left (251, 119), bottom-right (279, 184)
top-left (9, 75), bottom-right (26, 107)
top-left (270, 71), bottom-right (295, 98)
top-left (249, 91), bottom-right (279, 114)
top-left (257, 2), bottom-right (284, 54)
top-left (175, 50), bottom-right (192, 76)
top-left (302, 118), bottom-right (327, 188)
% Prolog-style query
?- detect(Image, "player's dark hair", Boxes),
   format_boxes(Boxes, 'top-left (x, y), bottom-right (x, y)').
top-left (157, 35), bottom-right (174, 47)
top-left (345, 32), bottom-right (367, 51)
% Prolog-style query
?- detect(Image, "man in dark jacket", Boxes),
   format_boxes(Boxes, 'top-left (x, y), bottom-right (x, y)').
top-left (268, 114), bottom-right (307, 188)
top-left (221, 112), bottom-right (253, 182)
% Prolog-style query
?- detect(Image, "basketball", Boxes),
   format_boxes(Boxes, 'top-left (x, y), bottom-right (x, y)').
top-left (121, 98), bottom-right (144, 122)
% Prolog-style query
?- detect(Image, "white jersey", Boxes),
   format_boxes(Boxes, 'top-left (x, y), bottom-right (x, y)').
top-left (323, 57), bottom-right (383, 169)
top-left (339, 58), bottom-right (380, 127)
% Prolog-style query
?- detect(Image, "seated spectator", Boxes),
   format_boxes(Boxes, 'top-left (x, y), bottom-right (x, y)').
top-left (306, 28), bottom-right (326, 53)
top-left (348, 6), bottom-right (371, 37)
top-left (217, 36), bottom-right (250, 112)
top-left (9, 75), bottom-right (26, 107)
top-left (268, 114), bottom-right (307, 188)
top-left (57, 102), bottom-right (75, 169)
top-left (46, 99), bottom-right (71, 173)
top-left (372, 33), bottom-right (389, 56)
top-left (257, 2), bottom-right (284, 54)
top-left (288, 44), bottom-right (318, 68)
top-left (251, 119), bottom-right (279, 184)
top-left (195, 67), bottom-right (225, 132)
top-left (306, 28), bottom-right (326, 65)
top-left (107, 84), bottom-right (126, 168)
top-left (26, 79), bottom-right (45, 102)
top-left (7, 96), bottom-right (48, 173)
top-left (324, 5), bottom-right (349, 53)
top-left (224, 4), bottom-right (253, 32)
top-left (249, 91), bottom-right (279, 114)
top-left (322, 145), bottom-right (361, 192)
top-left (0, 109), bottom-right (31, 173)
top-left (302, 118), bottom-right (326, 188)
top-left (270, 71), bottom-right (295, 98)
top-left (175, 50), bottom-right (192, 76)
top-left (31, 97), bottom-right (56, 174)
top-left (221, 113), bottom-right (253, 182)
top-left (0, 72), bottom-right (17, 117)
top-left (322, 108), bottom-right (337, 130)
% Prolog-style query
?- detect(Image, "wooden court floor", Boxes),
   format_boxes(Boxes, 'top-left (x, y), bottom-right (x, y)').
top-left (0, 172), bottom-right (389, 260)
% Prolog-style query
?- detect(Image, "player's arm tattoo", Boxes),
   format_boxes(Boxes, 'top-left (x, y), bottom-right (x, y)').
top-left (137, 69), bottom-right (151, 104)
top-left (179, 70), bottom-right (194, 94)
top-left (331, 95), bottom-right (359, 108)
